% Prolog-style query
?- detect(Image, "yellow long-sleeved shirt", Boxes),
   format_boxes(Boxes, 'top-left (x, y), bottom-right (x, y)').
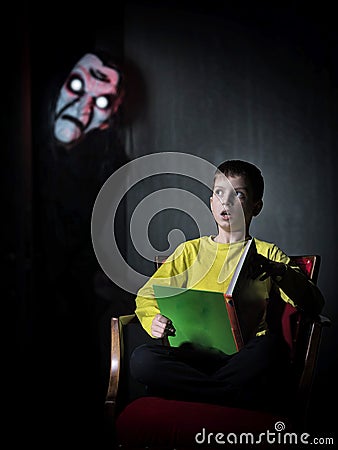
top-left (135, 236), bottom-right (324, 337)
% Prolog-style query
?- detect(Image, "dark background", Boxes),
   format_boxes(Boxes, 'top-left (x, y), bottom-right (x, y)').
top-left (6, 1), bottom-right (337, 446)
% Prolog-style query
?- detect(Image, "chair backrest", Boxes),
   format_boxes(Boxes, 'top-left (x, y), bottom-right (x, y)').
top-left (154, 255), bottom-right (168, 270)
top-left (282, 255), bottom-right (319, 352)
top-left (289, 255), bottom-right (320, 283)
top-left (281, 255), bottom-right (325, 428)
top-left (282, 255), bottom-right (321, 354)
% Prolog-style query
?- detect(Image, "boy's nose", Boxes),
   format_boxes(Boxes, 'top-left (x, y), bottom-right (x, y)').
top-left (222, 194), bottom-right (233, 206)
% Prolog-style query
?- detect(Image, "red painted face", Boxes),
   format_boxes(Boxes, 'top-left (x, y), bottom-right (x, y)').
top-left (53, 53), bottom-right (122, 147)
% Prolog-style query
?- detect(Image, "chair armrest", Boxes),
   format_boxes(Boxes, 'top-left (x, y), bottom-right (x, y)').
top-left (302, 314), bottom-right (331, 379)
top-left (105, 314), bottom-right (136, 418)
top-left (295, 313), bottom-right (331, 427)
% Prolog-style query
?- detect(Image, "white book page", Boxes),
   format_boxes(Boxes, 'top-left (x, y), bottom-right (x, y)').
top-left (226, 238), bottom-right (255, 296)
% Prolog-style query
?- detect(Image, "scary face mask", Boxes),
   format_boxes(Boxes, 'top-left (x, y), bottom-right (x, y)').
top-left (53, 53), bottom-right (122, 147)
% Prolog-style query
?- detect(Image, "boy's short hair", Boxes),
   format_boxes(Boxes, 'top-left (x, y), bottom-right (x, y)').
top-left (215, 159), bottom-right (264, 202)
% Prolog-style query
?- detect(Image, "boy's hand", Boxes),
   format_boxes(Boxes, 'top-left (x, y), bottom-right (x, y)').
top-left (151, 314), bottom-right (176, 338)
top-left (251, 254), bottom-right (287, 281)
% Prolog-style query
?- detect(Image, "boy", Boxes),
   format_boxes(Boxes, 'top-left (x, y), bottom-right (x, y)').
top-left (130, 159), bottom-right (324, 411)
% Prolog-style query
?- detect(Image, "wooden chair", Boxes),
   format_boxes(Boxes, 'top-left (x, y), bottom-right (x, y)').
top-left (104, 255), bottom-right (330, 449)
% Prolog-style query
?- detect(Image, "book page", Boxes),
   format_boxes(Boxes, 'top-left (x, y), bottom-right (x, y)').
top-left (225, 238), bottom-right (256, 297)
top-left (225, 238), bottom-right (265, 343)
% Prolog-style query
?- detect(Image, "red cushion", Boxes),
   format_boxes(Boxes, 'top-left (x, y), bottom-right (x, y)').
top-left (282, 302), bottom-right (299, 350)
top-left (291, 256), bottom-right (314, 278)
top-left (116, 396), bottom-right (291, 448)
top-left (282, 256), bottom-right (314, 351)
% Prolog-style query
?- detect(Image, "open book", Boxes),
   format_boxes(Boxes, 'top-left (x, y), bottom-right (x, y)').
top-left (154, 237), bottom-right (258, 354)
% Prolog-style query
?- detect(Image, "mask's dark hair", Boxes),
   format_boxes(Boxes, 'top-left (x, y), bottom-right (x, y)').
top-left (93, 49), bottom-right (124, 94)
top-left (215, 159), bottom-right (264, 202)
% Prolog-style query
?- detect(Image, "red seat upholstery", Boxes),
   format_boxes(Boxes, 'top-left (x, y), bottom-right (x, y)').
top-left (116, 396), bottom-right (291, 448)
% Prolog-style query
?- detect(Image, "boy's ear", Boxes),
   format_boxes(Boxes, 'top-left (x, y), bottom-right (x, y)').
top-left (253, 200), bottom-right (263, 216)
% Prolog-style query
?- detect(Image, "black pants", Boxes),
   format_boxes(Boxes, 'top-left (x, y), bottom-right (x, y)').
top-left (130, 333), bottom-right (292, 412)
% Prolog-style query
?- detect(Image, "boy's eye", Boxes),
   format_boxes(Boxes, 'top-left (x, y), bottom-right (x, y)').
top-left (235, 191), bottom-right (245, 199)
top-left (214, 189), bottom-right (224, 198)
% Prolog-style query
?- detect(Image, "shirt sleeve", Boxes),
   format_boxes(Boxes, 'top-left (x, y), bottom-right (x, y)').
top-left (266, 244), bottom-right (325, 316)
top-left (276, 265), bottom-right (325, 316)
top-left (135, 242), bottom-right (189, 336)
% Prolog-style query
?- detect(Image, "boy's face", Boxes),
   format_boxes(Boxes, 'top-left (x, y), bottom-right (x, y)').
top-left (210, 173), bottom-right (262, 236)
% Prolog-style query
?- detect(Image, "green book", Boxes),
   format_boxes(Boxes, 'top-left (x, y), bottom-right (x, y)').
top-left (153, 284), bottom-right (239, 355)
top-left (153, 238), bottom-right (257, 355)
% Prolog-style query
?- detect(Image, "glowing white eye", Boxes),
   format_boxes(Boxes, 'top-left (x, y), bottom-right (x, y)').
top-left (96, 96), bottom-right (109, 109)
top-left (69, 78), bottom-right (83, 92)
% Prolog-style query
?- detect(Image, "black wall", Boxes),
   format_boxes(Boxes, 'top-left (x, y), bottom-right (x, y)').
top-left (123, 1), bottom-right (337, 438)
top-left (7, 2), bottom-right (337, 446)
